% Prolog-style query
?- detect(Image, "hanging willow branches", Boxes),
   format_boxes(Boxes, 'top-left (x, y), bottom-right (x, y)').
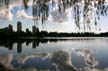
top-left (94, 0), bottom-right (108, 31)
top-left (73, 0), bottom-right (80, 30)
top-left (83, 0), bottom-right (92, 32)
top-left (2, 0), bottom-right (108, 32)
top-left (23, 0), bottom-right (29, 10)
top-left (32, 0), bottom-right (49, 26)
top-left (4, 0), bottom-right (9, 14)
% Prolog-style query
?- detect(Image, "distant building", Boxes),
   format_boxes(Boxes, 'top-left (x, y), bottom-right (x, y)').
top-left (26, 28), bottom-right (30, 33)
top-left (8, 24), bottom-right (13, 32)
top-left (32, 26), bottom-right (39, 34)
top-left (32, 26), bottom-right (37, 34)
top-left (17, 21), bottom-right (22, 32)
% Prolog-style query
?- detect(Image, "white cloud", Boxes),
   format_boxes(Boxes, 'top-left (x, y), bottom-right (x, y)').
top-left (28, 0), bottom-right (33, 6)
top-left (0, 5), bottom-right (13, 21)
top-left (0, 11), bottom-right (8, 20)
top-left (0, 0), bottom-right (33, 21)
top-left (16, 10), bottom-right (33, 20)
top-left (0, 0), bottom-right (20, 21)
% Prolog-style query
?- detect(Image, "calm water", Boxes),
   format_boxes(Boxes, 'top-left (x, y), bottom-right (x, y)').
top-left (0, 37), bottom-right (108, 71)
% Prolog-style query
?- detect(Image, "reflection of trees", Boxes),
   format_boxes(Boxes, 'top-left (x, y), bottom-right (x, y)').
top-left (17, 41), bottom-right (22, 53)
top-left (0, 39), bottom-right (61, 53)
top-left (26, 40), bottom-right (31, 46)
top-left (0, 40), bottom-right (14, 50)
top-left (32, 40), bottom-right (39, 48)
top-left (2, 0), bottom-right (108, 32)
top-left (0, 40), bottom-right (40, 53)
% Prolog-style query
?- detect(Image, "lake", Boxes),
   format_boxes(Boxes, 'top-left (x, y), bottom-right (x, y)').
top-left (0, 37), bottom-right (108, 71)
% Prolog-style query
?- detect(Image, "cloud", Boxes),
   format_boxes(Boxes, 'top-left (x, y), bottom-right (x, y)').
top-left (50, 10), bottom-right (68, 23)
top-left (0, 11), bottom-right (8, 20)
top-left (0, 53), bottom-right (13, 68)
top-left (0, 9), bottom-right (13, 21)
top-left (0, 0), bottom-right (32, 21)
top-left (74, 48), bottom-right (98, 68)
top-left (0, 50), bottom-right (78, 71)
top-left (28, 0), bottom-right (33, 6)
top-left (0, 50), bottom-right (108, 71)
top-left (0, 0), bottom-right (20, 21)
top-left (0, 0), bottom-right (70, 23)
top-left (16, 10), bottom-right (33, 20)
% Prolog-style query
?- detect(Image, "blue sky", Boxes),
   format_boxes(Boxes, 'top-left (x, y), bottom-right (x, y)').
top-left (0, 0), bottom-right (108, 33)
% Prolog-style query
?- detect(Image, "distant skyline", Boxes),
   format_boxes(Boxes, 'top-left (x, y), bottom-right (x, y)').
top-left (0, 0), bottom-right (108, 33)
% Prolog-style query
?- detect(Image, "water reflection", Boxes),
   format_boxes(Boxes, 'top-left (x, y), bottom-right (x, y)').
top-left (32, 40), bottom-right (39, 49)
top-left (0, 39), bottom-right (41, 53)
top-left (74, 48), bottom-right (98, 68)
top-left (0, 39), bottom-right (85, 53)
top-left (0, 49), bottom-right (107, 71)
top-left (0, 38), bottom-right (108, 71)
top-left (0, 50), bottom-right (77, 71)
top-left (0, 38), bottom-right (96, 53)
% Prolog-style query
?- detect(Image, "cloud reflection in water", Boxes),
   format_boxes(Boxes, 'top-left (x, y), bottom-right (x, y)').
top-left (74, 48), bottom-right (98, 68)
top-left (0, 50), bottom-right (77, 71)
top-left (0, 49), bottom-right (108, 71)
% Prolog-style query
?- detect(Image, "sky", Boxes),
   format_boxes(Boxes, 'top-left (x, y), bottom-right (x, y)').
top-left (0, 0), bottom-right (108, 33)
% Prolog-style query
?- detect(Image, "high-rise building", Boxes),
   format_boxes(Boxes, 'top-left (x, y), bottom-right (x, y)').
top-left (17, 21), bottom-right (22, 32)
top-left (32, 26), bottom-right (39, 34)
top-left (32, 26), bottom-right (37, 34)
top-left (8, 24), bottom-right (13, 32)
